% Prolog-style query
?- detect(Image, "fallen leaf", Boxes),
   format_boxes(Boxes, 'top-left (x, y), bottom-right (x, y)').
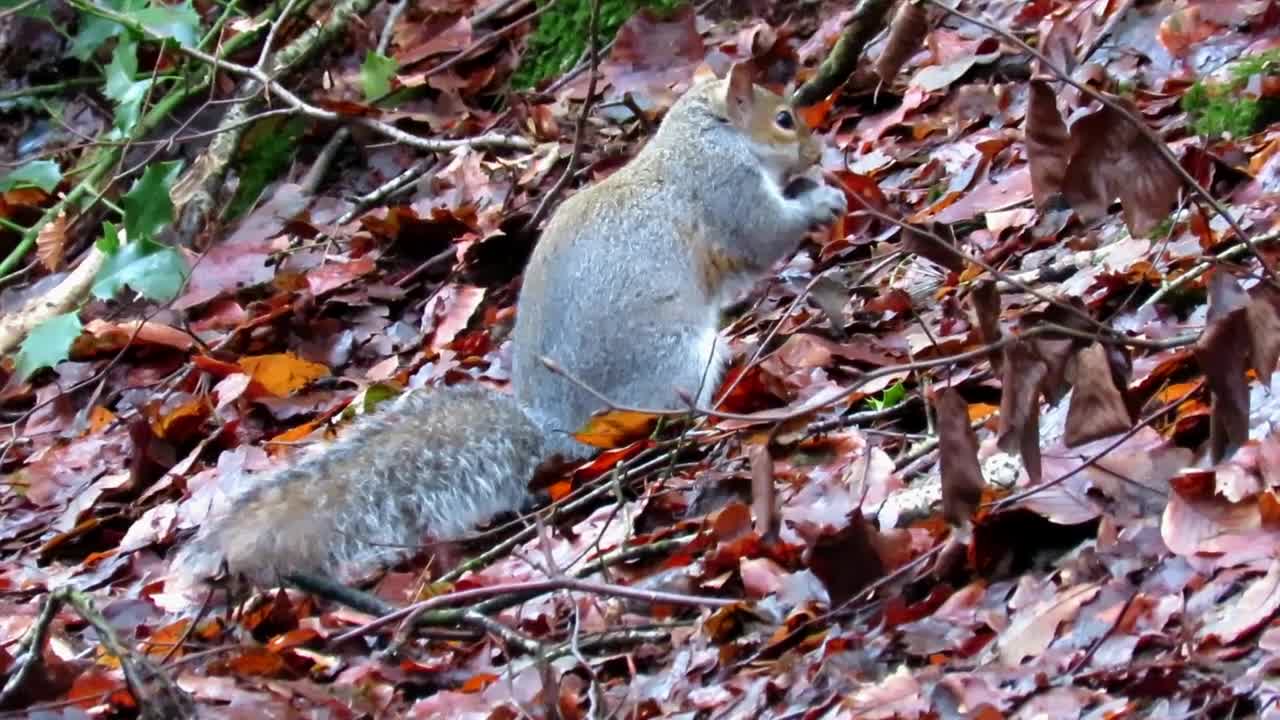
top-left (238, 353), bottom-right (331, 398)
top-left (1064, 343), bottom-right (1132, 447)
top-left (933, 387), bottom-right (985, 526)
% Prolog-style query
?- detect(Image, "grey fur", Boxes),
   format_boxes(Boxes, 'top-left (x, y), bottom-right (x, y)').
top-left (175, 73), bottom-right (846, 587)
top-left (176, 385), bottom-right (544, 585)
top-left (513, 76), bottom-right (846, 459)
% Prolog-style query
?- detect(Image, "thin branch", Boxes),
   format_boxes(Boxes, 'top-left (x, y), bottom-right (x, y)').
top-left (524, 0), bottom-right (602, 232)
top-left (331, 573), bottom-right (732, 645)
top-left (1077, 0), bottom-right (1139, 65)
top-left (988, 385), bottom-right (1198, 512)
top-left (69, 0), bottom-right (532, 154)
top-left (539, 323), bottom-right (1198, 426)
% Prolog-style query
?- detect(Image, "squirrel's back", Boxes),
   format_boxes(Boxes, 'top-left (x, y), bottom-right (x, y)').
top-left (176, 385), bottom-right (543, 585)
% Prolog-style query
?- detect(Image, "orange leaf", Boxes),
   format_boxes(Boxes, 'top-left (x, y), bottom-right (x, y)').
top-left (36, 210), bottom-right (69, 271)
top-left (572, 409), bottom-right (660, 449)
top-left (225, 647), bottom-right (287, 677)
top-left (88, 406), bottom-right (116, 433)
top-left (238, 353), bottom-right (330, 397)
top-left (460, 672), bottom-right (499, 693)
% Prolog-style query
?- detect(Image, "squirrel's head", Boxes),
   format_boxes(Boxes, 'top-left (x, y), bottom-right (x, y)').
top-left (689, 63), bottom-right (822, 180)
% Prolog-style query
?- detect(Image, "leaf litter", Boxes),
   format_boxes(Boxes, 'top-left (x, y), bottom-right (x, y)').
top-left (4, 0), bottom-right (1280, 717)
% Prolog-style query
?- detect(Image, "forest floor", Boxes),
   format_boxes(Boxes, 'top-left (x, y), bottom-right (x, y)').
top-left (3, 0), bottom-right (1280, 717)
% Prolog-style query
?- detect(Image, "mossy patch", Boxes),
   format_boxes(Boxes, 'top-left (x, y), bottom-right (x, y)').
top-left (1181, 49), bottom-right (1280, 139)
top-left (513, 0), bottom-right (685, 89)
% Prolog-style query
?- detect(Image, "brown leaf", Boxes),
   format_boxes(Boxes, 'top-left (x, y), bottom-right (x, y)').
top-left (804, 514), bottom-right (886, 608)
top-left (1025, 80), bottom-right (1071, 210)
top-left (749, 443), bottom-right (779, 541)
top-left (1246, 286), bottom-right (1280, 379)
top-left (35, 210), bottom-right (69, 271)
top-left (998, 582), bottom-right (1101, 664)
top-left (969, 281), bottom-right (1002, 373)
top-left (1199, 559), bottom-right (1280, 645)
top-left (998, 339), bottom-right (1047, 484)
top-left (1061, 98), bottom-right (1182, 238)
top-left (1196, 308), bottom-right (1251, 462)
top-left (602, 6), bottom-right (705, 107)
top-left (1064, 343), bottom-right (1132, 446)
top-left (875, 0), bottom-right (929, 83)
top-left (933, 387), bottom-right (984, 526)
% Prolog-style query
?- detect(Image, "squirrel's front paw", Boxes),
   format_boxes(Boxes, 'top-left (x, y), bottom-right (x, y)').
top-left (802, 183), bottom-right (847, 228)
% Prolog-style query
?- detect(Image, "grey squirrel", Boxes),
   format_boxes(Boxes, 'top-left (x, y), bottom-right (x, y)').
top-left (174, 64), bottom-right (847, 586)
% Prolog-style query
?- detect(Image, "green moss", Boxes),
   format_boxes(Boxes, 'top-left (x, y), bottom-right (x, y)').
top-left (1182, 50), bottom-right (1280, 139)
top-left (512, 0), bottom-right (685, 89)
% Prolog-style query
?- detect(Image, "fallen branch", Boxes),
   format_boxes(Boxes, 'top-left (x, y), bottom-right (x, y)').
top-left (0, 246), bottom-right (104, 357)
top-left (791, 0), bottom-right (896, 107)
top-left (0, 588), bottom-right (193, 718)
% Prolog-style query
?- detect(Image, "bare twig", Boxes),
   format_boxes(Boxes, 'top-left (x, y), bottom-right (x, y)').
top-left (69, 0), bottom-right (532, 154)
top-left (1077, 0), bottom-right (1139, 65)
top-left (332, 573), bottom-right (732, 645)
top-left (540, 323), bottom-right (1197, 426)
top-left (1, 588), bottom-right (193, 718)
top-left (1144, 229), bottom-right (1280, 308)
top-left (524, 0), bottom-right (602, 232)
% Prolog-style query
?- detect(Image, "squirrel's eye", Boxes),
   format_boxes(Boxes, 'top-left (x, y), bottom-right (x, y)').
top-left (775, 110), bottom-right (795, 130)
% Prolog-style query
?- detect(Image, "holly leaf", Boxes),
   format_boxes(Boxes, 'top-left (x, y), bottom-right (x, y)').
top-left (360, 51), bottom-right (398, 101)
top-left (93, 223), bottom-right (189, 302)
top-left (132, 1), bottom-right (201, 48)
top-left (15, 313), bottom-right (83, 380)
top-left (0, 160), bottom-right (62, 193)
top-left (104, 40), bottom-right (152, 129)
top-left (122, 160), bottom-right (182, 241)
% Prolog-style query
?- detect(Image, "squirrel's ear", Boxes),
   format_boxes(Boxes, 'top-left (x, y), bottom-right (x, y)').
top-left (724, 62), bottom-right (755, 124)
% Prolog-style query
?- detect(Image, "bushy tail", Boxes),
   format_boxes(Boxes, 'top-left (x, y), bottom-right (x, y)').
top-left (174, 385), bottom-right (546, 586)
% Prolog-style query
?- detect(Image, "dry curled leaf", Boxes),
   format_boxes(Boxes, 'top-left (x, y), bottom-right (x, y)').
top-left (1025, 80), bottom-right (1071, 211)
top-left (1197, 308), bottom-right (1251, 462)
top-left (970, 281), bottom-right (1002, 373)
top-left (933, 387), bottom-right (984, 526)
top-left (998, 339), bottom-right (1047, 484)
top-left (875, 0), bottom-right (929, 83)
top-left (1064, 343), bottom-right (1132, 447)
top-left (1061, 97), bottom-right (1182, 238)
top-left (750, 443), bottom-right (779, 541)
top-left (36, 210), bottom-right (69, 272)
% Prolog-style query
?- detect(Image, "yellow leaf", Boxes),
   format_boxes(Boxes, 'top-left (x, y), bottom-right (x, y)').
top-left (238, 353), bottom-right (329, 397)
top-left (573, 409), bottom-right (659, 449)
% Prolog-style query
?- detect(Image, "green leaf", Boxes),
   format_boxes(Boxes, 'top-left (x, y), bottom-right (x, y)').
top-left (0, 160), bottom-right (62, 192)
top-left (132, 1), bottom-right (201, 48)
top-left (360, 52), bottom-right (398, 101)
top-left (97, 220), bottom-right (122, 254)
top-left (104, 39), bottom-right (139, 100)
top-left (105, 40), bottom-right (152, 129)
top-left (93, 235), bottom-right (189, 302)
top-left (865, 382), bottom-right (907, 411)
top-left (15, 313), bottom-right (83, 380)
top-left (225, 115), bottom-right (307, 220)
top-left (67, 0), bottom-right (148, 60)
top-left (69, 15), bottom-right (124, 60)
top-left (122, 160), bottom-right (182, 240)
